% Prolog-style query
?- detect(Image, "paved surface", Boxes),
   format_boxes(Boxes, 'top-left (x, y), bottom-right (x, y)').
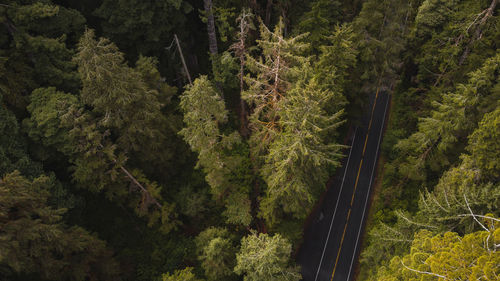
top-left (297, 90), bottom-right (390, 281)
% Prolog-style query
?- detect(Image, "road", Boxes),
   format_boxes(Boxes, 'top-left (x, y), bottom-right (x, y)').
top-left (297, 90), bottom-right (390, 281)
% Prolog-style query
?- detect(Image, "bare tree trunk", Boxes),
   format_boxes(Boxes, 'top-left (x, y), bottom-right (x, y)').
top-left (265, 0), bottom-right (273, 26)
top-left (232, 10), bottom-right (253, 137)
top-left (204, 0), bottom-right (225, 99)
top-left (204, 0), bottom-right (218, 56)
top-left (174, 34), bottom-right (192, 85)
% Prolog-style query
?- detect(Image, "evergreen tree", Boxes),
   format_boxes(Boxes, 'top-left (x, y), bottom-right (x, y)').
top-left (234, 231), bottom-right (301, 281)
top-left (179, 76), bottom-right (252, 226)
top-left (25, 87), bottom-right (178, 234)
top-left (296, 0), bottom-right (342, 53)
top-left (259, 65), bottom-right (345, 224)
top-left (468, 106), bottom-right (500, 179)
top-left (162, 267), bottom-right (205, 281)
top-left (395, 53), bottom-right (500, 181)
top-left (0, 0), bottom-right (85, 110)
top-left (0, 103), bottom-right (42, 179)
top-left (243, 18), bottom-right (308, 155)
top-left (92, 0), bottom-right (192, 62)
top-left (195, 227), bottom-right (237, 280)
top-left (0, 171), bottom-right (121, 281)
top-left (74, 29), bottom-right (168, 155)
top-left (376, 226), bottom-right (500, 281)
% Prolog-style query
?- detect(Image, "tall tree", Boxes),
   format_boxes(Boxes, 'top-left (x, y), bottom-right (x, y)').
top-left (244, 19), bottom-right (348, 225)
top-left (195, 227), bottom-right (237, 280)
top-left (296, 0), bottom-right (343, 53)
top-left (244, 18), bottom-right (308, 155)
top-left (259, 65), bottom-right (345, 224)
top-left (25, 29), bottom-right (183, 233)
top-left (179, 76), bottom-right (252, 226)
top-left (234, 231), bottom-right (301, 281)
top-left (376, 226), bottom-right (500, 281)
top-left (0, 171), bottom-right (121, 281)
top-left (0, 0), bottom-right (85, 111)
top-left (395, 53), bottom-right (500, 182)
top-left (230, 8), bottom-right (254, 136)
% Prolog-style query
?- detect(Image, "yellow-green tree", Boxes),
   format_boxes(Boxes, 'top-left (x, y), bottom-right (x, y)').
top-left (376, 223), bottom-right (500, 281)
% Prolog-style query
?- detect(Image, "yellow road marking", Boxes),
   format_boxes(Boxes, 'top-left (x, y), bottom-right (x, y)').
top-left (362, 134), bottom-right (369, 155)
top-left (330, 209), bottom-right (351, 281)
top-left (330, 88), bottom-right (381, 281)
top-left (351, 159), bottom-right (363, 205)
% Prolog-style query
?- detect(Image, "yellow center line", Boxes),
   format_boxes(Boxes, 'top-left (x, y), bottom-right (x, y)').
top-left (351, 159), bottom-right (363, 205)
top-left (362, 134), bottom-right (369, 155)
top-left (330, 209), bottom-right (351, 279)
top-left (330, 88), bottom-right (381, 281)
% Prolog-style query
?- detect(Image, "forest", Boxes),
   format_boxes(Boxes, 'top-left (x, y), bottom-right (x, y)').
top-left (0, 0), bottom-right (498, 281)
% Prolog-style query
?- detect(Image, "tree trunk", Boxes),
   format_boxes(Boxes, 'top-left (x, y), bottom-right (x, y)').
top-left (204, 0), bottom-right (218, 56)
top-left (204, 0), bottom-right (225, 99)
top-left (265, 0), bottom-right (273, 26)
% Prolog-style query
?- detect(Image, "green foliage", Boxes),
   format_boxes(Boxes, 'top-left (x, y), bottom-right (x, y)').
top-left (352, 0), bottom-right (412, 94)
top-left (93, 0), bottom-right (192, 59)
top-left (0, 171), bottom-right (121, 281)
top-left (199, 4), bottom-right (239, 43)
top-left (314, 24), bottom-right (357, 111)
top-left (395, 53), bottom-right (500, 182)
top-left (3, 1), bottom-right (499, 280)
top-left (376, 226), bottom-right (500, 281)
top-left (296, 0), bottom-right (342, 52)
top-left (0, 0), bottom-right (85, 110)
top-left (260, 66), bottom-right (345, 224)
top-left (0, 104), bottom-right (42, 178)
top-left (468, 106), bottom-right (500, 179)
top-left (195, 227), bottom-right (237, 280)
top-left (244, 18), bottom-right (309, 154)
top-left (26, 52), bottom-right (180, 235)
top-left (162, 267), bottom-right (204, 281)
top-left (179, 76), bottom-right (252, 226)
top-left (75, 29), bottom-right (168, 154)
top-left (411, 0), bottom-right (499, 87)
top-left (234, 231), bottom-right (301, 281)
top-left (23, 87), bottom-right (79, 155)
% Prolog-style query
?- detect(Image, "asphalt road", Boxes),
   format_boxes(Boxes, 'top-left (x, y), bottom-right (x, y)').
top-left (297, 90), bottom-right (390, 281)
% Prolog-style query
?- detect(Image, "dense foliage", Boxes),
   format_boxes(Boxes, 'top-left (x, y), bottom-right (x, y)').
top-left (0, 0), bottom-right (498, 280)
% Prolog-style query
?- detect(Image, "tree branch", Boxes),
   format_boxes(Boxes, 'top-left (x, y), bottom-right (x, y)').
top-left (401, 261), bottom-right (449, 280)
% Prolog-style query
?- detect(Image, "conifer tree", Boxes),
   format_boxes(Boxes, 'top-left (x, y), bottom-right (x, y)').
top-left (296, 0), bottom-right (342, 53)
top-left (395, 53), bottom-right (500, 181)
top-left (0, 1), bottom-right (85, 110)
top-left (93, 0), bottom-right (192, 61)
top-left (243, 18), bottom-right (308, 155)
top-left (195, 227), bottom-right (237, 281)
top-left (259, 65), bottom-right (345, 224)
top-left (162, 267), bottom-right (205, 281)
top-left (74, 29), bottom-right (167, 155)
top-left (234, 232), bottom-right (301, 281)
top-left (243, 20), bottom-right (348, 225)
top-left (25, 89), bottom-right (178, 233)
top-left (0, 103), bottom-right (42, 178)
top-left (376, 226), bottom-right (500, 281)
top-left (0, 171), bottom-right (121, 281)
top-left (179, 76), bottom-right (252, 226)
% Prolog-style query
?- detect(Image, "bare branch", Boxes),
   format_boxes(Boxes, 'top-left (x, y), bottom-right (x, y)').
top-left (463, 193), bottom-right (488, 232)
top-left (401, 261), bottom-right (449, 280)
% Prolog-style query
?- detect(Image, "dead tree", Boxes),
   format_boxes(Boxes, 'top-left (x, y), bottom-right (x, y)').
top-left (231, 9), bottom-right (253, 137)
top-left (204, 0), bottom-right (218, 56)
